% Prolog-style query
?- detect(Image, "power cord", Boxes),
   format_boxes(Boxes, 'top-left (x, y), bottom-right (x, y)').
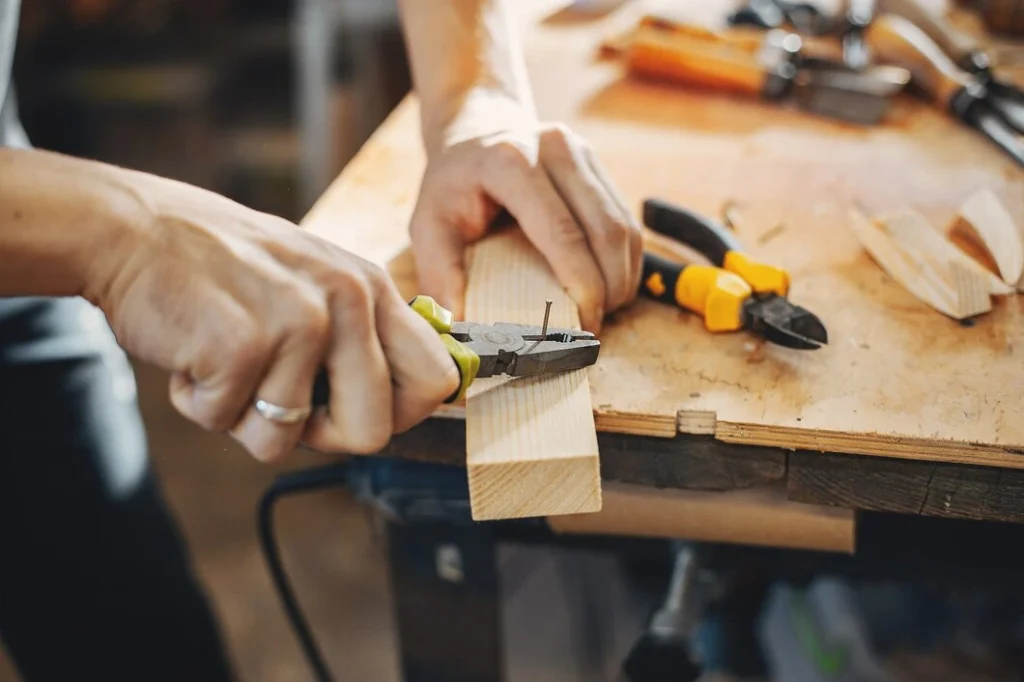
top-left (257, 462), bottom-right (351, 682)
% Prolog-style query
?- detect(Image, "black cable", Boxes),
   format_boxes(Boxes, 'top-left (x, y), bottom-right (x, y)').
top-left (257, 462), bottom-right (352, 682)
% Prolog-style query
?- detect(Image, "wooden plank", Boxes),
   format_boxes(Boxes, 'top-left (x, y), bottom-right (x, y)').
top-left (788, 451), bottom-right (1024, 523)
top-left (463, 229), bottom-right (601, 521)
top-left (548, 481), bottom-right (856, 554)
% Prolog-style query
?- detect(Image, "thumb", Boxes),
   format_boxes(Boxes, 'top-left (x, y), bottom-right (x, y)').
top-left (410, 211), bottom-right (468, 319)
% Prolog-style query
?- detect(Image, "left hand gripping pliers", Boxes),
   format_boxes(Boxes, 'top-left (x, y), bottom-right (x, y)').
top-left (312, 295), bottom-right (601, 406)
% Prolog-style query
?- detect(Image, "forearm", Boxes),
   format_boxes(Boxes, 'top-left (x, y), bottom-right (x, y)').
top-left (0, 147), bottom-right (146, 299)
top-left (396, 0), bottom-right (536, 155)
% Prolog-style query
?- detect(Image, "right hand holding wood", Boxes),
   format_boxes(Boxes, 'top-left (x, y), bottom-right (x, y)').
top-left (82, 168), bottom-right (460, 462)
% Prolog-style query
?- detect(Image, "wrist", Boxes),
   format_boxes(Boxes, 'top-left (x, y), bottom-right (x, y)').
top-left (0, 149), bottom-right (154, 301)
top-left (420, 86), bottom-right (538, 159)
top-left (77, 164), bottom-right (157, 308)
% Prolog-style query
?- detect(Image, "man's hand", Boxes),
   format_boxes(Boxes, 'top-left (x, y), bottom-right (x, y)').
top-left (396, 0), bottom-right (643, 334)
top-left (94, 172), bottom-right (460, 462)
top-left (0, 147), bottom-right (459, 463)
top-left (409, 92), bottom-right (643, 333)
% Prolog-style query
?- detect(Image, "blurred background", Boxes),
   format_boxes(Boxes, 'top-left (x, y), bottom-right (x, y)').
top-left (12, 0), bottom-right (413, 221)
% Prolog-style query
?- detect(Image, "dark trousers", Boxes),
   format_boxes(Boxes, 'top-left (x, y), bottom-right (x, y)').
top-left (0, 296), bottom-right (235, 681)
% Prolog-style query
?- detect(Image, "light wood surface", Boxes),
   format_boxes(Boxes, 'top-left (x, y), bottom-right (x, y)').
top-left (462, 230), bottom-right (602, 521)
top-left (548, 481), bottom-right (856, 554)
top-left (302, 0), bottom-right (1024, 470)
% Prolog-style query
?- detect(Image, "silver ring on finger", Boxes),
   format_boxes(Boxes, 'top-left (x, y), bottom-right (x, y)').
top-left (254, 398), bottom-right (312, 425)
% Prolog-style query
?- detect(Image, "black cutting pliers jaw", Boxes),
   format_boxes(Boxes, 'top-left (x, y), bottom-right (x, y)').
top-left (743, 294), bottom-right (828, 350)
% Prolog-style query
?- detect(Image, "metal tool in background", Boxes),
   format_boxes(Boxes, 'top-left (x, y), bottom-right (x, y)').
top-left (620, 544), bottom-right (705, 682)
top-left (880, 0), bottom-right (1024, 132)
top-left (866, 13), bottom-right (1024, 166)
top-left (310, 295), bottom-right (600, 406)
top-left (627, 19), bottom-right (910, 125)
top-left (729, 0), bottom-right (839, 34)
top-left (841, 0), bottom-right (878, 68)
top-left (639, 198), bottom-right (829, 350)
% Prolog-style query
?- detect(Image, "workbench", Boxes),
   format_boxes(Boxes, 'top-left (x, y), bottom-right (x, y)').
top-left (296, 0), bottom-right (1024, 678)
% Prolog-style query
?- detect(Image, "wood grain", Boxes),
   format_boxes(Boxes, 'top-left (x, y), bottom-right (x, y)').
top-left (788, 450), bottom-right (1024, 523)
top-left (548, 481), bottom-right (856, 554)
top-left (302, 0), bottom-right (1024, 472)
top-left (463, 229), bottom-right (602, 521)
top-left (874, 209), bottom-right (996, 318)
top-left (877, 208), bottom-right (1014, 296)
top-left (849, 208), bottom-right (961, 318)
top-left (949, 188), bottom-right (1024, 286)
top-left (950, 261), bottom-right (993, 319)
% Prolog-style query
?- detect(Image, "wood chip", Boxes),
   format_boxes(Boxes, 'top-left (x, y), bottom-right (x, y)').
top-left (848, 208), bottom-right (961, 319)
top-left (948, 188), bottom-right (1024, 286)
top-left (878, 209), bottom-right (1013, 296)
top-left (950, 261), bottom-right (992, 318)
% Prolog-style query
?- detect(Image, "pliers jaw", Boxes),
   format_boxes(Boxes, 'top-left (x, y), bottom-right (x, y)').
top-left (743, 294), bottom-right (828, 350)
top-left (450, 322), bottom-right (601, 379)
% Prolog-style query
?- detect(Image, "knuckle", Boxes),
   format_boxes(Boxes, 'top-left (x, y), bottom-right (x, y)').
top-left (550, 214), bottom-right (588, 247)
top-left (222, 323), bottom-right (270, 375)
top-left (282, 288), bottom-right (331, 344)
top-left (491, 140), bottom-right (530, 171)
top-left (539, 123), bottom-right (575, 154)
top-left (600, 218), bottom-right (631, 251)
top-left (361, 261), bottom-right (391, 295)
top-left (327, 269), bottom-right (375, 316)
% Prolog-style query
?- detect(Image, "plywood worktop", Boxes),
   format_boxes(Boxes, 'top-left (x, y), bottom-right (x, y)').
top-left (302, 0), bottom-right (1024, 470)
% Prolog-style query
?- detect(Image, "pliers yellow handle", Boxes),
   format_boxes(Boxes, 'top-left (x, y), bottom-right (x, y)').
top-left (408, 295), bottom-right (481, 403)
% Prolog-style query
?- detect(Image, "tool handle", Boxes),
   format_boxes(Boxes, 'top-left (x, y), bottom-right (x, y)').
top-left (643, 199), bottom-right (742, 265)
top-left (877, 0), bottom-right (984, 70)
top-left (311, 296), bottom-right (479, 408)
top-left (627, 22), bottom-right (771, 97)
top-left (640, 254), bottom-right (751, 332)
top-left (642, 199), bottom-right (791, 296)
top-left (639, 14), bottom-right (766, 54)
top-left (866, 13), bottom-right (974, 108)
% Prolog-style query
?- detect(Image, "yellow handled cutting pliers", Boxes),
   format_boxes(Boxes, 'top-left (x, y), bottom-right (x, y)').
top-left (311, 295), bottom-right (601, 406)
top-left (640, 198), bottom-right (828, 350)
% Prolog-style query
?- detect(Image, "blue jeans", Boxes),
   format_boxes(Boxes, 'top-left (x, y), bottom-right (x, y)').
top-left (0, 296), bottom-right (234, 681)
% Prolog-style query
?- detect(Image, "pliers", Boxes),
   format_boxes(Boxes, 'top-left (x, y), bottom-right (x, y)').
top-left (640, 198), bottom-right (828, 350)
top-left (311, 295), bottom-right (600, 406)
